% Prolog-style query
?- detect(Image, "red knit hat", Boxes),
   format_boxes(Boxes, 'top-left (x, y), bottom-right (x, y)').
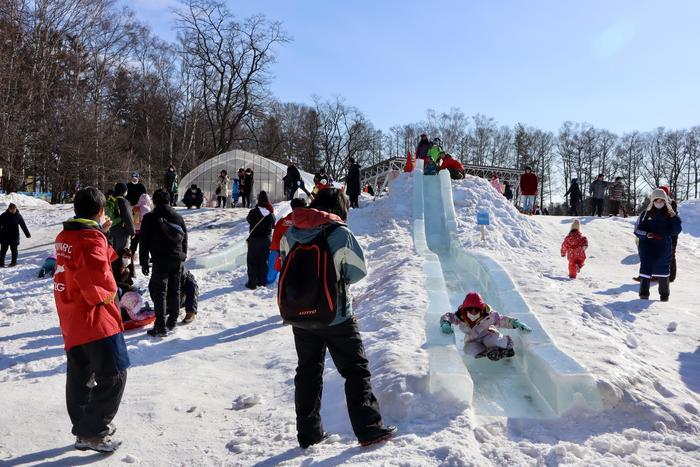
top-left (659, 186), bottom-right (670, 196)
top-left (461, 292), bottom-right (485, 310)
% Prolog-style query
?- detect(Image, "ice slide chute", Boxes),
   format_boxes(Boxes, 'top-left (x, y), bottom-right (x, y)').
top-left (413, 160), bottom-right (602, 418)
top-left (189, 204), bottom-right (292, 272)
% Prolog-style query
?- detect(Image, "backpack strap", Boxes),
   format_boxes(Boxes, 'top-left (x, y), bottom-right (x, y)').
top-left (320, 222), bottom-right (346, 316)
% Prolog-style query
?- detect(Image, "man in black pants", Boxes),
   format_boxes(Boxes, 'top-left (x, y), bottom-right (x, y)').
top-left (140, 189), bottom-right (188, 337)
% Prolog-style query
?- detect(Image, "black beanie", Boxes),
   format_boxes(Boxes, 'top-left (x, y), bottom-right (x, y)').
top-left (115, 182), bottom-right (128, 196)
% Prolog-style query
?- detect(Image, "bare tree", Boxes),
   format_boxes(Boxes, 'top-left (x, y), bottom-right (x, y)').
top-left (176, 0), bottom-right (289, 155)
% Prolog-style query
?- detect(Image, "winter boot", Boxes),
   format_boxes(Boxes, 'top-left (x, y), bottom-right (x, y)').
top-left (74, 435), bottom-right (122, 453)
top-left (359, 426), bottom-right (397, 447)
top-left (300, 432), bottom-right (330, 449)
top-left (486, 347), bottom-right (515, 361)
top-left (147, 327), bottom-right (167, 338)
top-left (181, 312), bottom-right (196, 324)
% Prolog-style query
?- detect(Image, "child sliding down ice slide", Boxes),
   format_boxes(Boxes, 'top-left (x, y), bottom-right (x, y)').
top-left (440, 292), bottom-right (532, 361)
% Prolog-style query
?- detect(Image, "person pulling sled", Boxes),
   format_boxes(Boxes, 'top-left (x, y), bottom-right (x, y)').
top-left (440, 292), bottom-right (532, 360)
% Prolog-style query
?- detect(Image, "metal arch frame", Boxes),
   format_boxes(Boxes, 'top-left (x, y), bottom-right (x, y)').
top-left (180, 149), bottom-right (315, 206)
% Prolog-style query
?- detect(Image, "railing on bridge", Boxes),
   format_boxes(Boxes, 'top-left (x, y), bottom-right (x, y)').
top-left (359, 157), bottom-right (523, 195)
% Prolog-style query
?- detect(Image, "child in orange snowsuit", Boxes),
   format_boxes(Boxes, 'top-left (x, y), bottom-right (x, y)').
top-left (561, 219), bottom-right (588, 279)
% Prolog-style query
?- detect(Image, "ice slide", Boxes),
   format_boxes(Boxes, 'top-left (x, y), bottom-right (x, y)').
top-left (189, 204), bottom-right (292, 272)
top-left (413, 161), bottom-right (602, 418)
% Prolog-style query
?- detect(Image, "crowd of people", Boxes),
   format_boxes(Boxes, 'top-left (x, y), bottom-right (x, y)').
top-left (1, 146), bottom-right (680, 454)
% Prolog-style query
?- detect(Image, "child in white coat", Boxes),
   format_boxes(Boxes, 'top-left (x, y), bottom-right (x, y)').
top-left (440, 292), bottom-right (532, 360)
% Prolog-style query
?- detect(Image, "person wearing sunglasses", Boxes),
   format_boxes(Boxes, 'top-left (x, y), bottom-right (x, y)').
top-left (439, 292), bottom-right (532, 361)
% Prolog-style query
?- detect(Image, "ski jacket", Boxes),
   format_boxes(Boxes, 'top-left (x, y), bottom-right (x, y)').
top-left (589, 180), bottom-right (609, 199)
top-left (217, 175), bottom-right (230, 197)
top-left (133, 194), bottom-right (152, 233)
top-left (490, 178), bottom-right (503, 193)
top-left (164, 170), bottom-right (178, 192)
top-left (440, 305), bottom-right (518, 344)
top-left (635, 209), bottom-right (682, 277)
top-left (416, 140), bottom-right (431, 159)
top-left (183, 188), bottom-right (204, 206)
top-left (54, 218), bottom-right (124, 350)
top-left (242, 171), bottom-right (254, 195)
top-left (247, 205), bottom-right (275, 239)
top-left (283, 165), bottom-right (302, 191)
top-left (111, 196), bottom-right (135, 236)
top-left (280, 208), bottom-right (367, 327)
top-left (125, 182), bottom-right (147, 206)
top-left (564, 182), bottom-right (583, 205)
top-left (609, 181), bottom-right (626, 201)
top-left (561, 231), bottom-right (588, 262)
top-left (504, 185), bottom-right (513, 200)
top-left (0, 209), bottom-right (30, 245)
top-left (520, 172), bottom-right (538, 196)
top-left (440, 157), bottom-right (464, 172)
top-left (139, 205), bottom-right (188, 266)
top-left (346, 163), bottom-right (361, 197)
top-left (427, 144), bottom-right (443, 164)
top-left (270, 212), bottom-right (294, 252)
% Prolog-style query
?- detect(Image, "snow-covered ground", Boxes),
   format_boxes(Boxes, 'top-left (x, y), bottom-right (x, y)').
top-left (1, 176), bottom-right (699, 466)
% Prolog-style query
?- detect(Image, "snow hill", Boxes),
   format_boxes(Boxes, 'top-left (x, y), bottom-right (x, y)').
top-left (1, 175), bottom-right (699, 466)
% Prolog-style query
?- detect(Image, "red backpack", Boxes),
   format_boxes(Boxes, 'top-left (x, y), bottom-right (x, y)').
top-left (278, 223), bottom-right (345, 324)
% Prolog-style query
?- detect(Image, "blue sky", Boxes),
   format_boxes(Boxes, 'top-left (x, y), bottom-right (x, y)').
top-left (124, 0), bottom-right (700, 134)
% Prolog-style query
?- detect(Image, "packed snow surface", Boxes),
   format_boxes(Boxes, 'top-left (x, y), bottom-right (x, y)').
top-left (0, 192), bottom-right (51, 208)
top-left (0, 175), bottom-right (699, 466)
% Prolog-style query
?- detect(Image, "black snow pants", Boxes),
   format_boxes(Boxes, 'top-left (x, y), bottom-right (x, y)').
top-left (292, 317), bottom-right (384, 446)
top-left (149, 260), bottom-right (182, 330)
top-left (590, 198), bottom-right (604, 216)
top-left (246, 236), bottom-right (270, 287)
top-left (0, 243), bottom-right (18, 265)
top-left (66, 335), bottom-right (128, 437)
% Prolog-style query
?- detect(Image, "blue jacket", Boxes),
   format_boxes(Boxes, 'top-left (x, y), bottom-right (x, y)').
top-left (280, 208), bottom-right (367, 327)
top-left (635, 209), bottom-right (682, 277)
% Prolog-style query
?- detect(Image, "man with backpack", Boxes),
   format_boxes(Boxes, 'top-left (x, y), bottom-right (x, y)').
top-left (139, 189), bottom-right (188, 337)
top-left (106, 182), bottom-right (135, 253)
top-left (278, 188), bottom-right (396, 449)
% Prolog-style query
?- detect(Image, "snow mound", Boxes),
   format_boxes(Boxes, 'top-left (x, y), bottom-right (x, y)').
top-left (677, 198), bottom-right (700, 237)
top-left (0, 192), bottom-right (51, 208)
top-left (451, 175), bottom-right (545, 251)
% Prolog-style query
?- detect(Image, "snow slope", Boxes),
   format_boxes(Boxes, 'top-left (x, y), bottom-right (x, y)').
top-left (0, 178), bottom-right (699, 466)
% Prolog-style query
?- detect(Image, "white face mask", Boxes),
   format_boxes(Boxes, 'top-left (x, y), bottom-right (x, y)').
top-left (121, 258), bottom-right (131, 267)
top-left (467, 312), bottom-right (481, 321)
top-left (131, 178), bottom-right (139, 184)
top-left (653, 201), bottom-right (665, 209)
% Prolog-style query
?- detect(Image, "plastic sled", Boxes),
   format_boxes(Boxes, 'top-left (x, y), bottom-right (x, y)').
top-left (266, 251), bottom-right (280, 285)
top-left (124, 315), bottom-right (156, 330)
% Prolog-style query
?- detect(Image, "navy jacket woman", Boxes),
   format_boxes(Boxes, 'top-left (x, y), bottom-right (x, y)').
top-left (635, 205), bottom-right (682, 278)
top-left (0, 206), bottom-right (31, 245)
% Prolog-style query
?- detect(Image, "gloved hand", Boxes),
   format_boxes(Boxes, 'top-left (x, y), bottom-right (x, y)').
top-left (142, 266), bottom-right (150, 276)
top-left (440, 321), bottom-right (453, 335)
top-left (513, 319), bottom-right (532, 333)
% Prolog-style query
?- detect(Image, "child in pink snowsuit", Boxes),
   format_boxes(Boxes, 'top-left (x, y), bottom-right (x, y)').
top-left (440, 292), bottom-right (532, 360)
top-left (561, 219), bottom-right (588, 279)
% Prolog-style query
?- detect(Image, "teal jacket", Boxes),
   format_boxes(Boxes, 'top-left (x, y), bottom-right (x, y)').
top-left (280, 208), bottom-right (367, 327)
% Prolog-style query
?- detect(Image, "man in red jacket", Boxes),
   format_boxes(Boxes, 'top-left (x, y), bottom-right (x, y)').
top-left (54, 187), bottom-right (129, 453)
top-left (519, 166), bottom-right (538, 214)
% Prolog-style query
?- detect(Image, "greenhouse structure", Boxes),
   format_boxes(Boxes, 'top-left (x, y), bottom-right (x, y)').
top-left (179, 150), bottom-right (315, 206)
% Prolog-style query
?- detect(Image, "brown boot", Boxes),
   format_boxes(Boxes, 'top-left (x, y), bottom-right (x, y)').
top-left (181, 312), bottom-right (196, 324)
